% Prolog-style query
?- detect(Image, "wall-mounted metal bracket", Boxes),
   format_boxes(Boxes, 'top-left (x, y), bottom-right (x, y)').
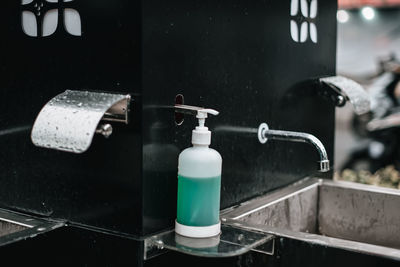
top-left (143, 224), bottom-right (274, 260)
top-left (174, 104), bottom-right (205, 115)
top-left (31, 90), bottom-right (131, 153)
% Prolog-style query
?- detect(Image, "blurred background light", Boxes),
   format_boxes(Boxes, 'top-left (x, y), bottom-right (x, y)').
top-left (361, 6), bottom-right (376, 20)
top-left (337, 9), bottom-right (350, 23)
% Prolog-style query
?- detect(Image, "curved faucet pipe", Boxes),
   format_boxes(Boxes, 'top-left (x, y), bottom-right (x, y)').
top-left (213, 124), bottom-right (330, 172)
top-left (257, 123), bottom-right (330, 172)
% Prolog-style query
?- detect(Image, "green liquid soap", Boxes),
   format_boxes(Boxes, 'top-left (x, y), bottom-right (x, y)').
top-left (176, 175), bottom-right (221, 227)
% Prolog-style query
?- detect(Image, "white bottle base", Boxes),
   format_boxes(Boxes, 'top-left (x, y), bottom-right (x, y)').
top-left (175, 220), bottom-right (221, 238)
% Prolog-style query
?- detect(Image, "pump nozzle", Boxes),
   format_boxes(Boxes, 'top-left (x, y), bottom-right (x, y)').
top-left (197, 109), bottom-right (219, 118)
top-left (191, 109), bottom-right (219, 145)
top-left (196, 109), bottom-right (219, 128)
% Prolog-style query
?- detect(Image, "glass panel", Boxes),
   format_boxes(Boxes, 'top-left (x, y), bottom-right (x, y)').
top-left (145, 224), bottom-right (274, 258)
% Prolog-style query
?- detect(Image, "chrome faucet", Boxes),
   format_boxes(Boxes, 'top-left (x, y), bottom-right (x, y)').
top-left (214, 123), bottom-right (330, 172)
top-left (258, 123), bottom-right (330, 172)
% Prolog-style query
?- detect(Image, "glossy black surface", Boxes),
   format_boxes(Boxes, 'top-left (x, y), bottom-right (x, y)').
top-left (0, 0), bottom-right (336, 239)
top-left (0, 0), bottom-right (142, 235)
top-left (142, 0), bottom-right (336, 234)
top-left (0, 225), bottom-right (143, 266)
top-left (3, 223), bottom-right (397, 267)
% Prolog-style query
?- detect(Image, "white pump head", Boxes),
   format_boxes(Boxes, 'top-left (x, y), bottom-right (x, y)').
top-left (192, 109), bottom-right (219, 145)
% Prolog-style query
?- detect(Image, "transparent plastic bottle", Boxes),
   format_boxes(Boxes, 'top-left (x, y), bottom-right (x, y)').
top-left (175, 109), bottom-right (222, 238)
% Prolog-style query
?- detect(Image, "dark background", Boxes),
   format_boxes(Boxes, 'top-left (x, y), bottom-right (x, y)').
top-left (0, 0), bottom-right (335, 240)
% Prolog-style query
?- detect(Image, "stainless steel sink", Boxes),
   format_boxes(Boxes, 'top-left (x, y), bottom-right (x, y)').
top-left (0, 219), bottom-right (27, 238)
top-left (221, 178), bottom-right (400, 260)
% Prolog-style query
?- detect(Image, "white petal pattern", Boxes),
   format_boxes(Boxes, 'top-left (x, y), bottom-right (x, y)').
top-left (290, 0), bottom-right (299, 16)
top-left (22, 11), bottom-right (37, 37)
top-left (42, 9), bottom-right (58, 37)
top-left (290, 20), bottom-right (299, 42)
top-left (300, 22), bottom-right (308, 43)
top-left (310, 0), bottom-right (318, 19)
top-left (64, 8), bottom-right (82, 36)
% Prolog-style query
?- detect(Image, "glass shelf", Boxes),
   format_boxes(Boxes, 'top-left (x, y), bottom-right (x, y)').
top-left (144, 224), bottom-right (274, 260)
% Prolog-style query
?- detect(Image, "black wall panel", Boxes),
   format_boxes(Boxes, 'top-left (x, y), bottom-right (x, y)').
top-left (0, 0), bottom-right (336, 237)
top-left (141, 0), bottom-right (336, 234)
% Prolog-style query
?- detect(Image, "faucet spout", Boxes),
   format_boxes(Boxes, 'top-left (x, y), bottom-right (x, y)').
top-left (258, 123), bottom-right (330, 172)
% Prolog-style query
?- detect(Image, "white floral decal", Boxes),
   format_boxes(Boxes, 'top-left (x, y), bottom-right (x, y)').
top-left (290, 0), bottom-right (317, 43)
top-left (22, 0), bottom-right (81, 37)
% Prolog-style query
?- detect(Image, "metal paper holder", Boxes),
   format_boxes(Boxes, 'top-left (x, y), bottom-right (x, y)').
top-left (31, 90), bottom-right (131, 153)
top-left (319, 76), bottom-right (371, 115)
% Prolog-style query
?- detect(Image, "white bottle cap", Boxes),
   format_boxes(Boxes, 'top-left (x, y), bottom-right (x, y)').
top-left (175, 220), bottom-right (221, 238)
top-left (191, 109), bottom-right (219, 146)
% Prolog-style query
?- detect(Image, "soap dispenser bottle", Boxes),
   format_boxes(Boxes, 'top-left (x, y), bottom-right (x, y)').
top-left (175, 109), bottom-right (222, 238)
